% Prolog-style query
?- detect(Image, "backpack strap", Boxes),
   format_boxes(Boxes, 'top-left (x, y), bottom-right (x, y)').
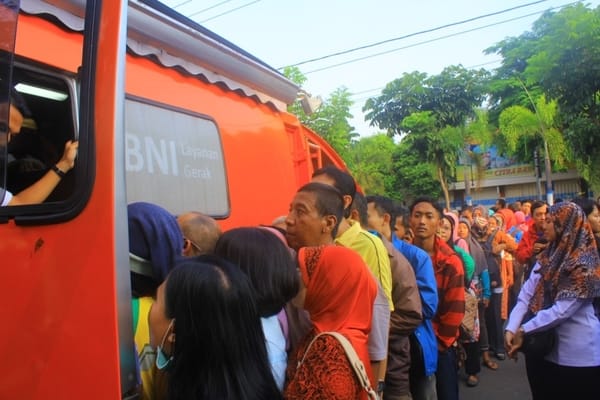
top-left (300, 332), bottom-right (379, 400)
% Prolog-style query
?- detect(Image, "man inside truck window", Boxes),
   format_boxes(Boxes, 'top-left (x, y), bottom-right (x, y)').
top-left (0, 89), bottom-right (78, 206)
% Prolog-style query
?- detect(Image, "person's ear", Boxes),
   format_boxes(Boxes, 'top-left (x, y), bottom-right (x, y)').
top-left (182, 239), bottom-right (191, 256)
top-left (383, 213), bottom-right (391, 226)
top-left (342, 195), bottom-right (353, 210)
top-left (323, 215), bottom-right (337, 234)
top-left (168, 323), bottom-right (176, 344)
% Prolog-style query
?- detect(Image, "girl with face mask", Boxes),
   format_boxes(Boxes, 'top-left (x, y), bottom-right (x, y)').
top-left (148, 256), bottom-right (282, 400)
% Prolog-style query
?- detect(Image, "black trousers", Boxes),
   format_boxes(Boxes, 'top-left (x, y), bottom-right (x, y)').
top-left (525, 356), bottom-right (600, 400)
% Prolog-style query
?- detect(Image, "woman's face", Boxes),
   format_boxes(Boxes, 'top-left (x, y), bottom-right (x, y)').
top-left (148, 282), bottom-right (172, 349)
top-left (543, 214), bottom-right (557, 243)
top-left (437, 218), bottom-right (452, 242)
top-left (588, 205), bottom-right (600, 234)
top-left (487, 216), bottom-right (498, 232)
top-left (457, 222), bottom-right (470, 239)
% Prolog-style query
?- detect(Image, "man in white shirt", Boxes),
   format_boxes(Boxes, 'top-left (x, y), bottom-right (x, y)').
top-left (1, 89), bottom-right (77, 206)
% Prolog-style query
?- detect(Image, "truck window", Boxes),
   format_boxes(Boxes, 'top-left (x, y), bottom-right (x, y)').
top-left (0, 0), bottom-right (19, 208)
top-left (6, 65), bottom-right (77, 203)
top-left (125, 97), bottom-right (230, 217)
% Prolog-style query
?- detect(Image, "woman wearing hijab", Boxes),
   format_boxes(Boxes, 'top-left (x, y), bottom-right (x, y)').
top-left (285, 245), bottom-right (378, 400)
top-left (505, 202), bottom-right (600, 399)
top-left (571, 197), bottom-right (600, 255)
top-left (127, 201), bottom-right (184, 400)
top-left (438, 213), bottom-right (480, 387)
top-left (458, 218), bottom-right (494, 372)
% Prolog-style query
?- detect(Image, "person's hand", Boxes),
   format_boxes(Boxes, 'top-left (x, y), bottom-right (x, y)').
top-left (533, 242), bottom-right (548, 254)
top-left (482, 298), bottom-right (490, 308)
top-left (505, 328), bottom-right (524, 360)
top-left (56, 140), bottom-right (79, 172)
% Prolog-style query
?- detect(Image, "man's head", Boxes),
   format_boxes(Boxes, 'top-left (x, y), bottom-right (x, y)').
top-left (394, 205), bottom-right (413, 243)
top-left (365, 195), bottom-right (395, 241)
top-left (409, 196), bottom-right (444, 242)
top-left (460, 205), bottom-right (473, 224)
top-left (521, 200), bottom-right (532, 217)
top-left (311, 166), bottom-right (356, 219)
top-left (285, 182), bottom-right (344, 250)
top-left (495, 198), bottom-right (507, 210)
top-left (531, 201), bottom-right (548, 231)
top-left (177, 211), bottom-right (222, 257)
top-left (1, 89), bottom-right (30, 143)
top-left (349, 192), bottom-right (368, 228)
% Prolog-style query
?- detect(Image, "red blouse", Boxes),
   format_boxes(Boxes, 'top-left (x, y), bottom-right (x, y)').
top-left (285, 331), bottom-right (365, 400)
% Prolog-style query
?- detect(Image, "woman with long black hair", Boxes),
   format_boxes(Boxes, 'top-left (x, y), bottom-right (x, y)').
top-left (148, 256), bottom-right (282, 400)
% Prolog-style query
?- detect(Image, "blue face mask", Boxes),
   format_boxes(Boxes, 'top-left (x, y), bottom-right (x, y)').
top-left (155, 319), bottom-right (174, 371)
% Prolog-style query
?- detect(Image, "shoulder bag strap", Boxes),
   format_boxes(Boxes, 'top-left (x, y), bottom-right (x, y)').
top-left (300, 332), bottom-right (379, 400)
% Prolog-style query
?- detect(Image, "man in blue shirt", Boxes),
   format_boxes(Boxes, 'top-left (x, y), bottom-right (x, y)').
top-left (367, 195), bottom-right (439, 400)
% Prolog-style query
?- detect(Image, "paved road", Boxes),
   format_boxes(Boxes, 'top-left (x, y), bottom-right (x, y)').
top-left (458, 355), bottom-right (532, 400)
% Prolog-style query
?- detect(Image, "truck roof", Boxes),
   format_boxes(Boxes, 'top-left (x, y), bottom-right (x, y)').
top-left (21, 0), bottom-right (300, 110)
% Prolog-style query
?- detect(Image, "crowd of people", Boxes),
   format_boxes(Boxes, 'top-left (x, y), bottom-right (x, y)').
top-left (125, 166), bottom-right (600, 400)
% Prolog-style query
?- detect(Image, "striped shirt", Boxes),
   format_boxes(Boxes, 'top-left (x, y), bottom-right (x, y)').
top-left (431, 237), bottom-right (465, 350)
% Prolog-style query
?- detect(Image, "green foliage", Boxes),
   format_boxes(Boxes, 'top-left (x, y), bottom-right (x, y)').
top-left (488, 3), bottom-right (600, 193)
top-left (282, 67), bottom-right (358, 162)
top-left (391, 141), bottom-right (441, 203)
top-left (348, 134), bottom-right (397, 196)
top-left (363, 65), bottom-right (489, 137)
top-left (498, 94), bottom-right (569, 170)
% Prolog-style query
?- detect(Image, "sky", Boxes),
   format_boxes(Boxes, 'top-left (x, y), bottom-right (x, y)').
top-left (160, 0), bottom-right (600, 136)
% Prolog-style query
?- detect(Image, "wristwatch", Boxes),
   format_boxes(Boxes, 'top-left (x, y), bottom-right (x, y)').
top-left (51, 164), bottom-right (66, 178)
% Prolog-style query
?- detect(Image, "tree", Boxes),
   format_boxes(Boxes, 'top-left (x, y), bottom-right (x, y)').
top-left (283, 67), bottom-right (358, 162)
top-left (487, 3), bottom-right (600, 193)
top-left (363, 65), bottom-right (489, 137)
top-left (347, 134), bottom-right (397, 196)
top-left (362, 65), bottom-right (489, 208)
top-left (400, 112), bottom-right (463, 209)
top-left (498, 93), bottom-right (569, 203)
top-left (391, 140), bottom-right (442, 204)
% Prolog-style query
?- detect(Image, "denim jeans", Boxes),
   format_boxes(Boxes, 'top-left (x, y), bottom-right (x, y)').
top-left (436, 347), bottom-right (459, 400)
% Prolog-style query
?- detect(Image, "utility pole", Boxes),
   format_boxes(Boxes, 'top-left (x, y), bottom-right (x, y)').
top-left (543, 139), bottom-right (553, 205)
top-left (534, 149), bottom-right (543, 200)
top-left (463, 147), bottom-right (472, 206)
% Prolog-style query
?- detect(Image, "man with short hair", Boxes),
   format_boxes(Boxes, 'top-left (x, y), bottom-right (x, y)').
top-left (367, 195), bottom-right (439, 400)
top-left (311, 166), bottom-right (393, 397)
top-left (177, 211), bottom-right (222, 257)
top-left (354, 193), bottom-right (422, 400)
top-left (515, 200), bottom-right (548, 279)
top-left (394, 205), bottom-right (414, 243)
top-left (409, 196), bottom-right (465, 400)
top-left (283, 181), bottom-right (348, 349)
top-left (1, 89), bottom-right (78, 206)
top-left (521, 199), bottom-right (532, 221)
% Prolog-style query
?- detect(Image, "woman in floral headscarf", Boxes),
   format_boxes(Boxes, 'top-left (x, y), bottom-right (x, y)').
top-left (505, 202), bottom-right (600, 399)
top-left (285, 245), bottom-right (378, 400)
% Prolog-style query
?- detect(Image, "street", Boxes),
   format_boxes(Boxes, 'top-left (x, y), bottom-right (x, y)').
top-left (459, 354), bottom-right (532, 400)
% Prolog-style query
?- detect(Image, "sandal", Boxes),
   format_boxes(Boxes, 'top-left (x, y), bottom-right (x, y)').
top-left (466, 375), bottom-right (479, 387)
top-left (483, 358), bottom-right (499, 370)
